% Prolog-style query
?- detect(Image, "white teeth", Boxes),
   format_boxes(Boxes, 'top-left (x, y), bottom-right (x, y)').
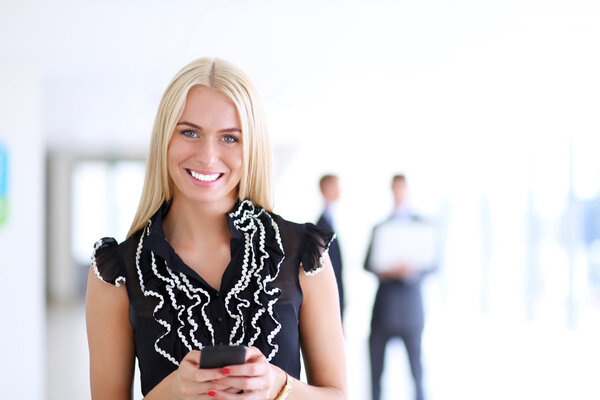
top-left (189, 170), bottom-right (220, 182)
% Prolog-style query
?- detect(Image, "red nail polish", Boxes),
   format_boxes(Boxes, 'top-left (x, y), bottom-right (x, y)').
top-left (220, 368), bottom-right (230, 375)
top-left (208, 390), bottom-right (217, 397)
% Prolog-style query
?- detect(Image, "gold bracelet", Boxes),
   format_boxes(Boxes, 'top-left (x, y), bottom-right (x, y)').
top-left (273, 371), bottom-right (292, 400)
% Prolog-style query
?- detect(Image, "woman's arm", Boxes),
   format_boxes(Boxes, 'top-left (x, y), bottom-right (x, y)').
top-left (295, 252), bottom-right (347, 399)
top-left (86, 268), bottom-right (135, 400)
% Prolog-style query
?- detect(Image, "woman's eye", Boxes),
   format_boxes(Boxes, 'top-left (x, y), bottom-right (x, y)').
top-left (181, 129), bottom-right (198, 138)
top-left (222, 135), bottom-right (239, 144)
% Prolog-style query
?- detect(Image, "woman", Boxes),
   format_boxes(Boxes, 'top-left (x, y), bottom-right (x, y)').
top-left (86, 58), bottom-right (347, 400)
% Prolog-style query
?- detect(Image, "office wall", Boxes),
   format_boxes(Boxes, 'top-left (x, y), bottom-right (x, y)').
top-left (0, 63), bottom-right (45, 399)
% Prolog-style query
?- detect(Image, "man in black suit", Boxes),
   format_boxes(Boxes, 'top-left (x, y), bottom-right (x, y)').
top-left (316, 174), bottom-right (345, 319)
top-left (364, 174), bottom-right (429, 400)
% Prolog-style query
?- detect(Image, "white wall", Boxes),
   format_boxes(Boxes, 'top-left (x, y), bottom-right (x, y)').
top-left (0, 63), bottom-right (45, 399)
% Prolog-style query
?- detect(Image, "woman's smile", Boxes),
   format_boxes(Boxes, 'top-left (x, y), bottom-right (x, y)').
top-left (187, 169), bottom-right (224, 184)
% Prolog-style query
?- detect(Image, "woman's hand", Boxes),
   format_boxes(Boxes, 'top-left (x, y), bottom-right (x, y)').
top-left (207, 346), bottom-right (287, 399)
top-left (147, 350), bottom-right (232, 399)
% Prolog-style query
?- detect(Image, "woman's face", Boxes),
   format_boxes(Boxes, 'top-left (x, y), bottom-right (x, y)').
top-left (167, 86), bottom-right (243, 208)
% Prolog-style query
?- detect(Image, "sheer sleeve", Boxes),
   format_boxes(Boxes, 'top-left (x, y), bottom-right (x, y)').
top-left (300, 223), bottom-right (336, 276)
top-left (91, 237), bottom-right (126, 287)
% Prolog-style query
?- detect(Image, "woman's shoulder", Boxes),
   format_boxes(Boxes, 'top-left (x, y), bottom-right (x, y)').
top-left (266, 211), bottom-right (335, 276)
top-left (91, 231), bottom-right (142, 287)
top-left (267, 210), bottom-right (332, 239)
top-left (267, 211), bottom-right (303, 233)
top-left (95, 229), bottom-right (144, 259)
top-left (265, 210), bottom-right (315, 248)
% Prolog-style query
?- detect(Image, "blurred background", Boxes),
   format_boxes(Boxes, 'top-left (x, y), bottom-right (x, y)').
top-left (1, 0), bottom-right (600, 399)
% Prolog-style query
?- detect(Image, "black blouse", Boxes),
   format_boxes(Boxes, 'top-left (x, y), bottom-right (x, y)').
top-left (92, 200), bottom-right (334, 396)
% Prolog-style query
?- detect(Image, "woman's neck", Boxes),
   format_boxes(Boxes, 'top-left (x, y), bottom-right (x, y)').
top-left (162, 196), bottom-right (235, 247)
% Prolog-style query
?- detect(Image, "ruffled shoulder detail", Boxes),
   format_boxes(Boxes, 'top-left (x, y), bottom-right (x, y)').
top-left (91, 237), bottom-right (126, 287)
top-left (301, 223), bottom-right (336, 276)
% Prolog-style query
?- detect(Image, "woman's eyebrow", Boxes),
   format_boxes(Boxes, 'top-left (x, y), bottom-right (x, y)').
top-left (176, 121), bottom-right (202, 129)
top-left (176, 121), bottom-right (241, 133)
top-left (219, 128), bottom-right (242, 133)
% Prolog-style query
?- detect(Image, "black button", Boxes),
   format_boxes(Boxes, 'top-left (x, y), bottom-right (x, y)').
top-left (214, 292), bottom-right (220, 298)
top-left (217, 317), bottom-right (223, 323)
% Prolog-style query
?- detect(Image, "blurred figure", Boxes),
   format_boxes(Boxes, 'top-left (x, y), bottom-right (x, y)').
top-left (364, 174), bottom-right (431, 400)
top-left (317, 174), bottom-right (344, 318)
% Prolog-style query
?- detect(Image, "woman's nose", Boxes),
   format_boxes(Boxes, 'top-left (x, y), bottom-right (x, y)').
top-left (195, 139), bottom-right (219, 165)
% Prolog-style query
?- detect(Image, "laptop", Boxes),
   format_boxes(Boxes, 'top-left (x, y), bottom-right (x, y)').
top-left (369, 220), bottom-right (438, 273)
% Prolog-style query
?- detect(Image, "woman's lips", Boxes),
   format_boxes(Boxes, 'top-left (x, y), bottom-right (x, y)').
top-left (187, 169), bottom-right (224, 182)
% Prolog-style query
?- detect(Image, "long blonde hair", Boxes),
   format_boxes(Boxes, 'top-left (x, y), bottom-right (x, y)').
top-left (127, 58), bottom-right (273, 238)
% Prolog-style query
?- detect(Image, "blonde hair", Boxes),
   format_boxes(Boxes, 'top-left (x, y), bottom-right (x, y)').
top-left (127, 58), bottom-right (273, 238)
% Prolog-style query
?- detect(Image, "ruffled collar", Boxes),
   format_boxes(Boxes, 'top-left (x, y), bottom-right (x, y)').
top-left (141, 200), bottom-right (265, 285)
top-left (134, 199), bottom-right (286, 366)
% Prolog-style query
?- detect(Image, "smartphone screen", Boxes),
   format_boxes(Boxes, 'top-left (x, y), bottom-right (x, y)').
top-left (199, 345), bottom-right (247, 369)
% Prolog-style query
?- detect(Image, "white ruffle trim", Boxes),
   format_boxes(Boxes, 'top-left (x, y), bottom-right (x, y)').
top-left (135, 222), bottom-right (179, 367)
top-left (225, 200), bottom-right (284, 361)
top-left (133, 202), bottom-right (286, 366)
top-left (91, 239), bottom-right (126, 287)
top-left (303, 232), bottom-right (336, 277)
top-left (263, 216), bottom-right (285, 360)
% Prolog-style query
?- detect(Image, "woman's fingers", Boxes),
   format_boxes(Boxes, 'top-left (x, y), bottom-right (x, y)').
top-left (182, 350), bottom-right (202, 365)
top-left (175, 348), bottom-right (281, 398)
top-left (182, 351), bottom-right (233, 382)
top-left (212, 347), bottom-right (283, 396)
top-left (223, 362), bottom-right (267, 379)
top-left (243, 346), bottom-right (265, 362)
top-left (204, 388), bottom-right (265, 400)
top-left (214, 375), bottom-right (265, 392)
top-left (182, 365), bottom-right (225, 384)
top-left (171, 350), bottom-right (238, 398)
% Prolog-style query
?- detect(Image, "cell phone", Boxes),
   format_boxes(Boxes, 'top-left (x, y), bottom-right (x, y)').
top-left (199, 345), bottom-right (247, 369)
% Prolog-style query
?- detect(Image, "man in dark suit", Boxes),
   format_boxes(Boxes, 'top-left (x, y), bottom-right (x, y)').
top-left (364, 174), bottom-right (429, 400)
top-left (317, 174), bottom-right (345, 318)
